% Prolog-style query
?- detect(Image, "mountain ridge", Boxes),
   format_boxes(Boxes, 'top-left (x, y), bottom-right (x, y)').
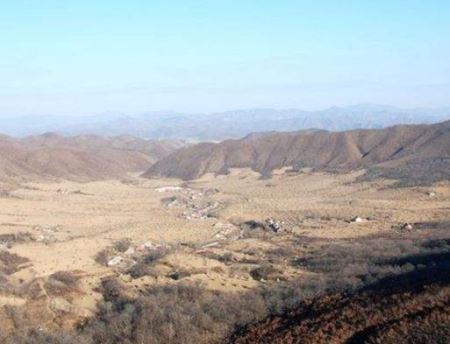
top-left (144, 120), bottom-right (450, 185)
top-left (0, 134), bottom-right (183, 181)
top-left (1, 105), bottom-right (449, 140)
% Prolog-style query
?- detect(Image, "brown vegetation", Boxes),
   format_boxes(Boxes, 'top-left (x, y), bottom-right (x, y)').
top-left (45, 271), bottom-right (81, 296)
top-left (127, 248), bottom-right (170, 279)
top-left (0, 133), bottom-right (183, 181)
top-left (0, 157), bottom-right (449, 343)
top-left (145, 120), bottom-right (450, 185)
top-left (0, 251), bottom-right (30, 275)
top-left (231, 252), bottom-right (450, 344)
top-left (2, 222), bottom-right (448, 344)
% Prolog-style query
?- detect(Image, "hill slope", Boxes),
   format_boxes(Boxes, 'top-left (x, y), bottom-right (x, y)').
top-left (230, 251), bottom-right (450, 344)
top-left (0, 133), bottom-right (183, 181)
top-left (144, 120), bottom-right (450, 184)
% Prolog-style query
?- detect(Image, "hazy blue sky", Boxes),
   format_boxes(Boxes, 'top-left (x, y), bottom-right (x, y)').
top-left (1, 1), bottom-right (449, 115)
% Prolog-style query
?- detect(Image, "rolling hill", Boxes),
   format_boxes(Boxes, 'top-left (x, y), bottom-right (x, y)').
top-left (144, 120), bottom-right (450, 185)
top-left (0, 133), bottom-right (183, 181)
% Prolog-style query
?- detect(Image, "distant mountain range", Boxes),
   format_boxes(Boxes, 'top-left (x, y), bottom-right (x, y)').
top-left (1, 105), bottom-right (449, 140)
top-left (144, 120), bottom-right (450, 186)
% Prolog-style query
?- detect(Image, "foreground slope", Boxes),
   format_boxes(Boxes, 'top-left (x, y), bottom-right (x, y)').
top-left (0, 133), bottom-right (183, 181)
top-left (145, 120), bottom-right (450, 184)
top-left (231, 251), bottom-right (450, 344)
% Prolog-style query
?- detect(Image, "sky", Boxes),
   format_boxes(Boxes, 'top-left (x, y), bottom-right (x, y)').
top-left (0, 0), bottom-right (449, 116)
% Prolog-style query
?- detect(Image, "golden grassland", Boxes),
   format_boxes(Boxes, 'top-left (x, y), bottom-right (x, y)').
top-left (0, 168), bottom-right (449, 332)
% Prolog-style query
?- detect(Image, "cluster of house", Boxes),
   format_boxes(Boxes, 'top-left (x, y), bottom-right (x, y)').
top-left (157, 185), bottom-right (220, 220)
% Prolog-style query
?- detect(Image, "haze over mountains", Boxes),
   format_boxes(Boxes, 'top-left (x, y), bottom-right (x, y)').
top-left (2, 105), bottom-right (449, 140)
top-left (1, 104), bottom-right (449, 185)
top-left (145, 120), bottom-right (450, 185)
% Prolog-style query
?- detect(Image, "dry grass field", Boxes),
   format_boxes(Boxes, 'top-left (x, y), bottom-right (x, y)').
top-left (0, 169), bottom-right (449, 341)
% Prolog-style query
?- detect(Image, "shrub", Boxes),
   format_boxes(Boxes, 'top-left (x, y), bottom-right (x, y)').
top-left (1, 329), bottom-right (81, 344)
top-left (0, 251), bottom-right (30, 275)
top-left (50, 271), bottom-right (80, 285)
top-left (94, 249), bottom-right (110, 266)
top-left (80, 281), bottom-right (268, 344)
top-left (45, 271), bottom-right (80, 296)
top-left (127, 248), bottom-right (169, 279)
top-left (5, 223), bottom-right (450, 344)
top-left (0, 232), bottom-right (33, 248)
top-left (168, 270), bottom-right (192, 280)
top-left (250, 263), bottom-right (280, 281)
top-left (113, 239), bottom-right (132, 253)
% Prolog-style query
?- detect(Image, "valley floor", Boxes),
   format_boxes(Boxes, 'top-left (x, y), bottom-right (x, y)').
top-left (0, 169), bottom-right (449, 341)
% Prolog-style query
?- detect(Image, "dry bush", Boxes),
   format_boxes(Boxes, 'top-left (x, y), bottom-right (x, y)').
top-left (50, 271), bottom-right (80, 285)
top-left (96, 277), bottom-right (130, 306)
top-left (168, 270), bottom-right (191, 280)
top-left (113, 239), bottom-right (132, 253)
top-left (230, 251), bottom-right (450, 344)
top-left (7, 225), bottom-right (450, 344)
top-left (168, 267), bottom-right (207, 280)
top-left (45, 271), bottom-right (80, 296)
top-left (0, 232), bottom-right (33, 248)
top-left (0, 272), bottom-right (8, 284)
top-left (239, 220), bottom-right (274, 240)
top-left (161, 196), bottom-right (177, 206)
top-left (79, 280), bottom-right (268, 344)
top-left (265, 246), bottom-right (296, 261)
top-left (0, 251), bottom-right (30, 275)
top-left (211, 266), bottom-right (225, 274)
top-left (81, 272), bottom-right (328, 344)
top-left (218, 252), bottom-right (233, 263)
top-left (200, 251), bottom-right (234, 264)
top-left (1, 329), bottom-right (82, 344)
top-left (292, 232), bottom-right (450, 290)
top-left (127, 248), bottom-right (169, 279)
top-left (95, 240), bottom-right (132, 267)
top-left (142, 248), bottom-right (169, 264)
top-left (15, 279), bottom-right (46, 300)
top-left (237, 257), bottom-right (260, 264)
top-left (250, 263), bottom-right (281, 281)
top-left (180, 241), bottom-right (202, 250)
top-left (240, 220), bottom-right (266, 231)
top-left (94, 248), bottom-right (112, 266)
top-left (363, 157), bottom-right (450, 187)
top-left (127, 263), bottom-right (159, 279)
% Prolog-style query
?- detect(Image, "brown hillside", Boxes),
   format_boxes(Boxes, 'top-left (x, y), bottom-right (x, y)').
top-left (144, 121), bottom-right (450, 183)
top-left (230, 252), bottom-right (450, 344)
top-left (0, 133), bottom-right (183, 181)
